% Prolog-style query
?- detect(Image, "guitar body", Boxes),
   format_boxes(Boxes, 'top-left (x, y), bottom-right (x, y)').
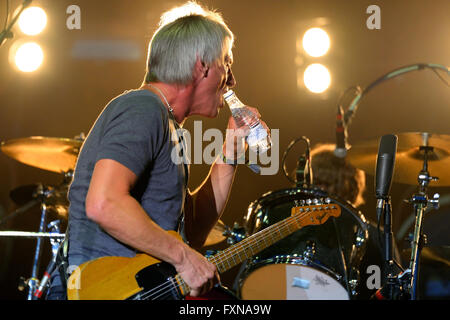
top-left (67, 231), bottom-right (183, 300)
top-left (68, 253), bottom-right (181, 300)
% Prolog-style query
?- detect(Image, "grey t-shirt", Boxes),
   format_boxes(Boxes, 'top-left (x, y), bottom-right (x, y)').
top-left (67, 89), bottom-right (188, 268)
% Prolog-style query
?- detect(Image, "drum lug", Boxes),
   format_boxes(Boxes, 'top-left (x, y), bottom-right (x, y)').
top-left (303, 240), bottom-right (316, 261)
top-left (348, 267), bottom-right (360, 297)
top-left (355, 229), bottom-right (366, 248)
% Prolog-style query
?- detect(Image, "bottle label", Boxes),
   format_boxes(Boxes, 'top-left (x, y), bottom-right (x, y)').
top-left (247, 123), bottom-right (270, 152)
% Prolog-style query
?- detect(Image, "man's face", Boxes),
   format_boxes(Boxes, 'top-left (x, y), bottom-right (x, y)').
top-left (191, 39), bottom-right (236, 118)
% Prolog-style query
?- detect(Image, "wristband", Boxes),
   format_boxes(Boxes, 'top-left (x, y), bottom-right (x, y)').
top-left (220, 152), bottom-right (245, 166)
top-left (219, 153), bottom-right (261, 174)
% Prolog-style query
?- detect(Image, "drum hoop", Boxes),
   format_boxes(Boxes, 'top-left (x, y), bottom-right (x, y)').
top-left (248, 255), bottom-right (344, 283)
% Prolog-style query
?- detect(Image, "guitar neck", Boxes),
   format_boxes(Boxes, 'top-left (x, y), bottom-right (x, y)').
top-left (174, 203), bottom-right (340, 296)
top-left (209, 203), bottom-right (339, 274)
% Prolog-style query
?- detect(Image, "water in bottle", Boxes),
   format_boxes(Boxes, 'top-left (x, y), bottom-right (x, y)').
top-left (223, 90), bottom-right (271, 154)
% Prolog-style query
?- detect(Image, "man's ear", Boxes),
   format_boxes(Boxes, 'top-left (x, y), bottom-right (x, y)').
top-left (194, 58), bottom-right (209, 79)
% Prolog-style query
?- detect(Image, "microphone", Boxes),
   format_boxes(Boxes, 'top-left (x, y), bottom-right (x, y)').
top-left (375, 134), bottom-right (397, 198)
top-left (375, 134), bottom-right (397, 221)
top-left (334, 105), bottom-right (348, 158)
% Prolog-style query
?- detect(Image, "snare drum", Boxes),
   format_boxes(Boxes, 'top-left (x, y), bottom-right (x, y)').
top-left (236, 187), bottom-right (369, 300)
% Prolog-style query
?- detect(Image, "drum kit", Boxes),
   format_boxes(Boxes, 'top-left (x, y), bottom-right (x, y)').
top-left (0, 136), bottom-right (82, 300)
top-left (1, 131), bottom-right (450, 300)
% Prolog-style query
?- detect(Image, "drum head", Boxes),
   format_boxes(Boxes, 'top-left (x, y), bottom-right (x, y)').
top-left (240, 262), bottom-right (349, 300)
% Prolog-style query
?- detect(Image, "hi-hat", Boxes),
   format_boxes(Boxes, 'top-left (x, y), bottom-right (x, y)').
top-left (9, 183), bottom-right (70, 219)
top-left (1, 136), bottom-right (82, 173)
top-left (347, 132), bottom-right (450, 186)
top-left (204, 220), bottom-right (227, 247)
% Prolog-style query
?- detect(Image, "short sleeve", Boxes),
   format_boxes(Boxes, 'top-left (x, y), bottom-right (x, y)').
top-left (95, 95), bottom-right (166, 177)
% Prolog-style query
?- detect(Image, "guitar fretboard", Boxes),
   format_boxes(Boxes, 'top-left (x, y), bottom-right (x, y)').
top-left (175, 203), bottom-right (340, 296)
top-left (209, 203), bottom-right (339, 273)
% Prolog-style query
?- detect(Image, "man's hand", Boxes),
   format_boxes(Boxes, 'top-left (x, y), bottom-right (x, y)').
top-left (175, 246), bottom-right (219, 297)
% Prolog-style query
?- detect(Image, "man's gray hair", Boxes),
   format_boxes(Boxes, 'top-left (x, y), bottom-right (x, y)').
top-left (145, 1), bottom-right (234, 85)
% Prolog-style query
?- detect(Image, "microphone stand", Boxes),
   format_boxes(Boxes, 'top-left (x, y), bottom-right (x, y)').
top-left (372, 134), bottom-right (410, 300)
top-left (404, 139), bottom-right (439, 300)
top-left (377, 196), bottom-right (408, 299)
top-left (0, 0), bottom-right (33, 47)
top-left (376, 133), bottom-right (440, 300)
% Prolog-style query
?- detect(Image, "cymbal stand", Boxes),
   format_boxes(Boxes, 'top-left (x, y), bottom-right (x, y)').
top-left (404, 141), bottom-right (439, 300)
top-left (33, 220), bottom-right (63, 299)
top-left (26, 184), bottom-right (58, 300)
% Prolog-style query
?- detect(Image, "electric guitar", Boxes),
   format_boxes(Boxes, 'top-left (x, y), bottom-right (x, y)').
top-left (67, 201), bottom-right (341, 300)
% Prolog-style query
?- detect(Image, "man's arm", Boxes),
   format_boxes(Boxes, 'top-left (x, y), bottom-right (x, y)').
top-left (85, 158), bottom-right (218, 296)
top-left (184, 113), bottom-right (258, 249)
top-left (184, 157), bottom-right (237, 250)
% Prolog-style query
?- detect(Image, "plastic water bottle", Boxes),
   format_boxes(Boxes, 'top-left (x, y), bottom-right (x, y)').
top-left (223, 90), bottom-right (271, 154)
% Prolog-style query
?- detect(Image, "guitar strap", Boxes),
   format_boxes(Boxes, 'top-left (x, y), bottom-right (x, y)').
top-left (55, 224), bottom-right (70, 297)
top-left (171, 116), bottom-right (190, 246)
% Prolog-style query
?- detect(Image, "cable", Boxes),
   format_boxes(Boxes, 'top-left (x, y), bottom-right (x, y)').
top-left (3, 0), bottom-right (10, 30)
top-left (281, 136), bottom-right (311, 184)
top-left (0, 0), bottom-right (33, 47)
top-left (345, 63), bottom-right (450, 124)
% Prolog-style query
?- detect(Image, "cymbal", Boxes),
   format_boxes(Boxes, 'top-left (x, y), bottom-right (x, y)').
top-left (10, 183), bottom-right (69, 206)
top-left (347, 132), bottom-right (450, 186)
top-left (204, 220), bottom-right (227, 247)
top-left (1, 136), bottom-right (82, 173)
top-left (9, 183), bottom-right (70, 219)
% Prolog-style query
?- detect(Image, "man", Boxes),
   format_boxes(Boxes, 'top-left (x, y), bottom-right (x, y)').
top-left (310, 143), bottom-right (366, 208)
top-left (47, 1), bottom-right (266, 299)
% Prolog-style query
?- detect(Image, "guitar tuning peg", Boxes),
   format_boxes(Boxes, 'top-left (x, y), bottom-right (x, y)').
top-left (306, 199), bottom-right (312, 205)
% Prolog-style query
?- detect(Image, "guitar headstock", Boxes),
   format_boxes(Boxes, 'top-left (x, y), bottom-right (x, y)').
top-left (290, 198), bottom-right (341, 226)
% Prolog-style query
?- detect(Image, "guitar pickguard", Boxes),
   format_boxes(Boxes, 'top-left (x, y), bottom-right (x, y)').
top-left (132, 261), bottom-right (181, 300)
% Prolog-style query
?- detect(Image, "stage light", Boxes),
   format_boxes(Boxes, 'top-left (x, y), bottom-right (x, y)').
top-left (303, 63), bottom-right (331, 93)
top-left (13, 42), bottom-right (44, 72)
top-left (302, 27), bottom-right (330, 57)
top-left (18, 6), bottom-right (47, 36)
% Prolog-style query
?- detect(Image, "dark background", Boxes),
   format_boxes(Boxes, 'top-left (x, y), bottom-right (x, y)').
top-left (0, 0), bottom-right (449, 299)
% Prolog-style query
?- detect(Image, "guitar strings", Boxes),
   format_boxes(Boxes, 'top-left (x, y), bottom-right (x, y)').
top-left (137, 208), bottom-right (321, 300)
top-left (137, 208), bottom-right (328, 300)
top-left (138, 209), bottom-right (319, 300)
top-left (136, 278), bottom-right (181, 300)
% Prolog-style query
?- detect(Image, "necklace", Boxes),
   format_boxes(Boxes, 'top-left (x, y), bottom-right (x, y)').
top-left (147, 83), bottom-right (175, 117)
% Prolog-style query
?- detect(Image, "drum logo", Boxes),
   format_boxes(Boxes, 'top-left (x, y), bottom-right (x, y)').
top-left (313, 275), bottom-right (330, 287)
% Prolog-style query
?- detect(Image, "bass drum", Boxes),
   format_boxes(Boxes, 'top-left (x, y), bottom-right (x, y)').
top-left (236, 187), bottom-right (369, 300)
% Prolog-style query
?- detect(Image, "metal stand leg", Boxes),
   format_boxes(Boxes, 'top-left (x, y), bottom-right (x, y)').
top-left (27, 203), bottom-right (48, 300)
top-left (403, 140), bottom-right (440, 300)
top-left (408, 200), bottom-right (425, 300)
top-left (33, 220), bottom-right (63, 299)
